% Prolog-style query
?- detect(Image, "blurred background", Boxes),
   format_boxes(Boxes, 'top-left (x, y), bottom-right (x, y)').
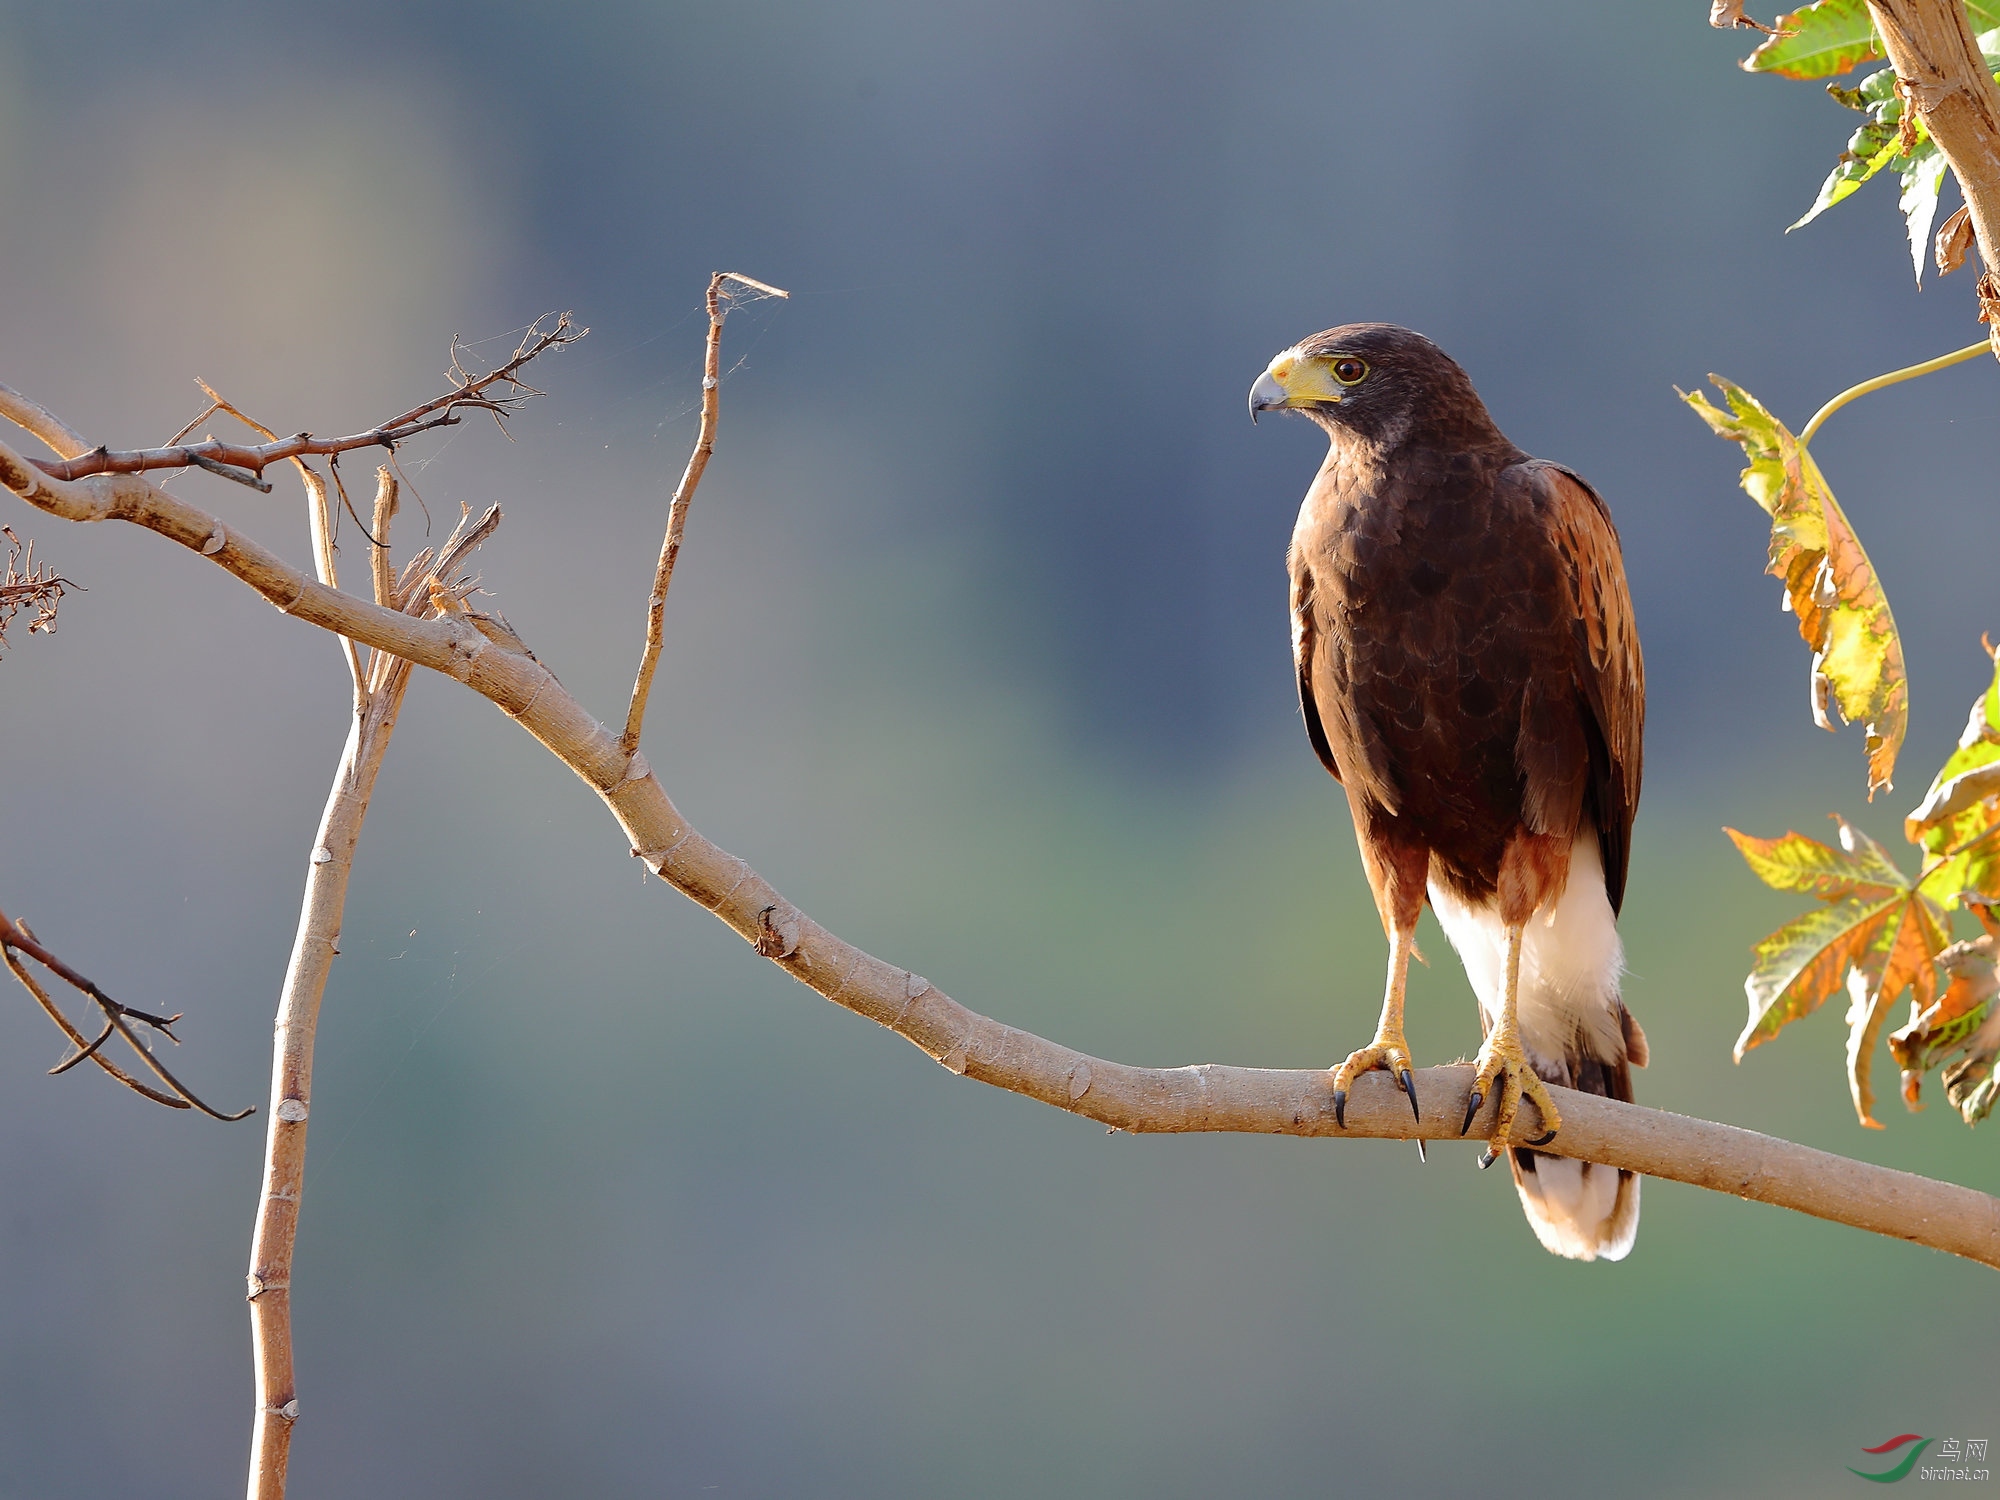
top-left (3, 1), bottom-right (1997, 1494)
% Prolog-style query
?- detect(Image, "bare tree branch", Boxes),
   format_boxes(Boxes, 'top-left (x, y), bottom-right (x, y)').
top-left (619, 271), bottom-right (787, 760)
top-left (242, 476), bottom-right (465, 1500)
top-left (243, 644), bottom-right (417, 1500)
top-left (7, 415), bottom-right (1998, 1271)
top-left (0, 381), bottom-right (90, 459)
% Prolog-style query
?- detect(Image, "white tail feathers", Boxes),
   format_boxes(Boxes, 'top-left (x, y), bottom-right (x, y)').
top-left (1428, 828), bottom-right (1646, 1262)
top-left (1509, 1153), bottom-right (1640, 1262)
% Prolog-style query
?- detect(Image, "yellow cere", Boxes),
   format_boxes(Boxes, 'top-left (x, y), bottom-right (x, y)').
top-left (1265, 347), bottom-right (1354, 406)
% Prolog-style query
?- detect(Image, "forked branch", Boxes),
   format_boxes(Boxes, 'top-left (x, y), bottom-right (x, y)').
top-left (0, 907), bottom-right (254, 1119)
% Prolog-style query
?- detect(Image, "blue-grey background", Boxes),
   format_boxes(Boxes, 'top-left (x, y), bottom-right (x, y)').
top-left (2, 2), bottom-right (1997, 1495)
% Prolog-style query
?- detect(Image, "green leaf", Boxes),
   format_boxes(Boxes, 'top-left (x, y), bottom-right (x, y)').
top-left (1685, 378), bottom-right (1908, 794)
top-left (1974, 3), bottom-right (2000, 31)
top-left (1899, 142), bottom-right (1948, 285)
top-left (1917, 816), bottom-right (2000, 910)
top-left (1742, 0), bottom-right (1880, 78)
top-left (1789, 68), bottom-right (1911, 231)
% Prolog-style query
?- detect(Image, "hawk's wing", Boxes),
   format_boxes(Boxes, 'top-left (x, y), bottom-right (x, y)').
top-left (1519, 460), bottom-right (1645, 915)
top-left (1289, 562), bottom-right (1342, 785)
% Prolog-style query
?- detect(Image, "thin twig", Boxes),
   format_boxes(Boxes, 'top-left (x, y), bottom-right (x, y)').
top-left (619, 272), bottom-right (788, 760)
top-left (31, 314), bottom-right (584, 485)
top-left (369, 467), bottom-right (398, 609)
top-left (49, 1019), bottom-right (117, 1075)
top-left (0, 907), bottom-right (251, 1116)
top-left (295, 463), bottom-right (368, 705)
top-left (105, 1008), bottom-right (256, 1123)
top-left (0, 935), bottom-right (186, 1108)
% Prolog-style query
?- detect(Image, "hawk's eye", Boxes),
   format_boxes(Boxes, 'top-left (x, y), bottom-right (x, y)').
top-left (1332, 357), bottom-right (1367, 385)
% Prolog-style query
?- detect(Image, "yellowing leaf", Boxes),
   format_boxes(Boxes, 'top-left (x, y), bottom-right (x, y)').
top-left (1890, 935), bottom-right (2000, 1123)
top-left (1849, 893), bottom-right (1947, 1125)
top-left (1741, 0), bottom-right (1879, 78)
top-left (1730, 817), bottom-right (1950, 1124)
top-left (1737, 892), bottom-right (1897, 1058)
top-left (1906, 648), bottom-right (2000, 844)
top-left (1725, 824), bottom-right (1902, 900)
top-left (1685, 377), bottom-right (1908, 794)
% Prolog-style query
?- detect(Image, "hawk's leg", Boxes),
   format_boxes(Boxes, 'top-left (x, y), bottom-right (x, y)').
top-left (1329, 920), bottom-right (1423, 1129)
top-left (1459, 922), bottom-right (1564, 1165)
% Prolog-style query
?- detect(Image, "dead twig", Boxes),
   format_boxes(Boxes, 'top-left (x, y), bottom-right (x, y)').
top-left (618, 272), bottom-right (787, 761)
top-left (0, 524), bottom-right (75, 654)
top-left (0, 907), bottom-right (254, 1119)
top-left (29, 314), bottom-right (585, 487)
top-left (369, 467), bottom-right (399, 609)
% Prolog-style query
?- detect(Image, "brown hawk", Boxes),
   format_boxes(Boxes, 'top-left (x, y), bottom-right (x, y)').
top-left (1250, 324), bottom-right (1648, 1261)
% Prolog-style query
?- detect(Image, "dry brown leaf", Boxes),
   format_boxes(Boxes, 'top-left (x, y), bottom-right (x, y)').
top-left (1935, 204), bottom-right (1975, 276)
top-left (1712, 0), bottom-right (1782, 32)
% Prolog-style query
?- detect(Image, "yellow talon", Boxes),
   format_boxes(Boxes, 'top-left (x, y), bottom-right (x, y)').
top-left (1464, 1023), bottom-right (1562, 1161)
top-left (1329, 1031), bottom-right (1421, 1129)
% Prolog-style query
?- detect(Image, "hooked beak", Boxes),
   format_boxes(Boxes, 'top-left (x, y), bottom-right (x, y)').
top-left (1248, 370), bottom-right (1286, 424)
top-left (1248, 352), bottom-right (1344, 424)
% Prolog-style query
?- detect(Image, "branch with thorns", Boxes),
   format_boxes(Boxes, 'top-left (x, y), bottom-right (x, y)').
top-left (0, 524), bottom-right (74, 654)
top-left (0, 907), bottom-right (253, 1119)
top-left (27, 312), bottom-right (585, 493)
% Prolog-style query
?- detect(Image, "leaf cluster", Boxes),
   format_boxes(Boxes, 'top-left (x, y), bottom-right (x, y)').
top-left (1744, 0), bottom-right (2000, 282)
top-left (1726, 656), bottom-right (2000, 1129)
top-left (1691, 1), bottom-right (2000, 1132)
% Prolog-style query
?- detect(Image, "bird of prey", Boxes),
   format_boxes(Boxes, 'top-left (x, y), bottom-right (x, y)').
top-left (1249, 325), bottom-right (1647, 1261)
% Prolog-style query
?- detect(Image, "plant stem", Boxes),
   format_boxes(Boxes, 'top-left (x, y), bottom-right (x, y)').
top-left (1799, 338), bottom-right (1990, 445)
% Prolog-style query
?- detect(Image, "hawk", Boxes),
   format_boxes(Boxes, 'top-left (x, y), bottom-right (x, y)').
top-left (1249, 324), bottom-right (1648, 1261)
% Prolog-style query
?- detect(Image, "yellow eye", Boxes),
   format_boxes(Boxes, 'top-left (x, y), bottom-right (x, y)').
top-left (1332, 357), bottom-right (1367, 385)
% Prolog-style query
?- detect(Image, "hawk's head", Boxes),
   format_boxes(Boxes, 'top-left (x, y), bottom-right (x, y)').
top-left (1248, 323), bottom-right (1501, 452)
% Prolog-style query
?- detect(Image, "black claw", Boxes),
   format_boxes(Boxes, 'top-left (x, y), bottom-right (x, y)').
top-left (1398, 1068), bottom-right (1421, 1123)
top-left (1477, 1146), bottom-right (1499, 1170)
top-left (1332, 1088), bottom-right (1348, 1129)
top-left (1525, 1128), bottom-right (1558, 1148)
top-left (1459, 1088), bottom-right (1483, 1136)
